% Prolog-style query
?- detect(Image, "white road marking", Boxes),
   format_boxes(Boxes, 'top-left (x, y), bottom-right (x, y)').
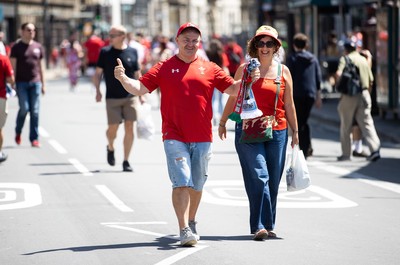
top-left (278, 185), bottom-right (358, 208)
top-left (0, 190), bottom-right (17, 201)
top-left (0, 183), bottom-right (42, 210)
top-left (104, 224), bottom-right (173, 239)
top-left (48, 139), bottom-right (68, 154)
top-left (68, 158), bottom-right (93, 176)
top-left (101, 221), bottom-right (167, 225)
top-left (202, 180), bottom-right (357, 208)
top-left (96, 185), bottom-right (134, 212)
top-left (102, 223), bottom-right (208, 265)
top-left (154, 245), bottom-right (208, 265)
top-left (309, 161), bottom-right (400, 194)
top-left (38, 126), bottom-right (50, 138)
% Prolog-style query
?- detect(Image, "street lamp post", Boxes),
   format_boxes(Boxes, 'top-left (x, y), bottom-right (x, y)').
top-left (14, 0), bottom-right (19, 40)
top-left (43, 0), bottom-right (51, 69)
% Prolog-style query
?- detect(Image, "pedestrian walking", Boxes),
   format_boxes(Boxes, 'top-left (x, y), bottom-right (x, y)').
top-left (205, 38), bottom-right (230, 126)
top-left (83, 31), bottom-right (105, 77)
top-left (224, 37), bottom-right (244, 77)
top-left (286, 33), bottom-right (322, 158)
top-left (0, 53), bottom-right (15, 162)
top-left (218, 25), bottom-right (299, 240)
top-left (114, 22), bottom-right (259, 246)
top-left (65, 31), bottom-right (83, 91)
top-left (335, 40), bottom-right (381, 161)
top-left (93, 25), bottom-right (141, 172)
top-left (351, 44), bottom-right (373, 158)
top-left (10, 23), bottom-right (45, 147)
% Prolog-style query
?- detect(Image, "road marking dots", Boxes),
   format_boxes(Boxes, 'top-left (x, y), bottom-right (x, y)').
top-left (96, 185), bottom-right (134, 212)
top-left (0, 183), bottom-right (42, 210)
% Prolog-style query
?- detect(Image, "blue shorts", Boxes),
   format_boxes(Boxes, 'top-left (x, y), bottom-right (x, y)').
top-left (163, 140), bottom-right (212, 191)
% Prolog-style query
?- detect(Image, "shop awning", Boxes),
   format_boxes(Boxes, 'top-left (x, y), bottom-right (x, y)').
top-left (288, 0), bottom-right (375, 8)
top-left (288, 0), bottom-right (337, 8)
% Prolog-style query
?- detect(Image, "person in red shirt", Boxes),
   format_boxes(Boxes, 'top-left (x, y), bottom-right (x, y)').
top-left (0, 54), bottom-right (15, 162)
top-left (224, 37), bottom-right (245, 77)
top-left (114, 22), bottom-right (259, 246)
top-left (219, 25), bottom-right (299, 241)
top-left (84, 32), bottom-right (105, 76)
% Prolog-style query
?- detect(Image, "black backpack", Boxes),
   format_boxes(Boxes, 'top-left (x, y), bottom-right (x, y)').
top-left (335, 56), bottom-right (362, 96)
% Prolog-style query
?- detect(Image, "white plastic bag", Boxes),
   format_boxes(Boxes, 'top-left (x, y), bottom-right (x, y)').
top-left (286, 145), bottom-right (311, 191)
top-left (136, 102), bottom-right (155, 140)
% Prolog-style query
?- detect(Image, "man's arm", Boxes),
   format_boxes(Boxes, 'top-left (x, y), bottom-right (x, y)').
top-left (92, 67), bottom-right (103, 102)
top-left (114, 58), bottom-right (149, 96)
top-left (39, 59), bottom-right (45, 94)
top-left (10, 57), bottom-right (16, 89)
top-left (223, 64), bottom-right (260, 96)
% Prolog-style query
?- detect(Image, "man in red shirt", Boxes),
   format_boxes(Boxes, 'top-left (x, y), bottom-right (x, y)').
top-left (224, 37), bottom-right (244, 77)
top-left (0, 53), bottom-right (15, 162)
top-left (114, 22), bottom-right (259, 246)
top-left (84, 32), bottom-right (105, 76)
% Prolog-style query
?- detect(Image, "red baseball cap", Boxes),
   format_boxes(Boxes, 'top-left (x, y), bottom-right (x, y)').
top-left (176, 22), bottom-right (201, 38)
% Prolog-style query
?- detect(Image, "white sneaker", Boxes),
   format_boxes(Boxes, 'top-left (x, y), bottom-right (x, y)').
top-left (180, 227), bottom-right (197, 246)
top-left (189, 220), bottom-right (200, 240)
top-left (0, 151), bottom-right (7, 163)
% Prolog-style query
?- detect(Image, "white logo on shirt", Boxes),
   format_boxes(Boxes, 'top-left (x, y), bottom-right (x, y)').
top-left (172, 69), bottom-right (179, 73)
top-left (198, 66), bottom-right (205, 75)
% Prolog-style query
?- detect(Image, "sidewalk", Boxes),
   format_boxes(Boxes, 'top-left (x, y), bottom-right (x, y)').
top-left (44, 66), bottom-right (68, 81)
top-left (310, 94), bottom-right (400, 145)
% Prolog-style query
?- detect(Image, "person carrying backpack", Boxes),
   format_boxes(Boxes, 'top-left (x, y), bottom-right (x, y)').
top-left (335, 40), bottom-right (381, 162)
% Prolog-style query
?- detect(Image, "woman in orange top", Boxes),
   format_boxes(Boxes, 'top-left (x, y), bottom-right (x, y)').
top-left (219, 25), bottom-right (298, 240)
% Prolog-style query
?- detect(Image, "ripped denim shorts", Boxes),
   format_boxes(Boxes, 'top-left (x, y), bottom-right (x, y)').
top-left (163, 140), bottom-right (212, 191)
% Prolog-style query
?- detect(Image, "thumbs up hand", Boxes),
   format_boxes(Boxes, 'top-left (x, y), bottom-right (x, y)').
top-left (114, 58), bottom-right (125, 81)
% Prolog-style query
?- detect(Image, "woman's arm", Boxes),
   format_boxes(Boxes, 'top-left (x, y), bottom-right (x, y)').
top-left (282, 65), bottom-right (299, 147)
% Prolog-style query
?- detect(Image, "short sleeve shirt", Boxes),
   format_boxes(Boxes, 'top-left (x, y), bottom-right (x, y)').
top-left (97, 46), bottom-right (140, 99)
top-left (140, 55), bottom-right (234, 142)
top-left (0, 54), bottom-right (14, 99)
top-left (10, 41), bottom-right (43, 82)
top-left (84, 36), bottom-right (105, 64)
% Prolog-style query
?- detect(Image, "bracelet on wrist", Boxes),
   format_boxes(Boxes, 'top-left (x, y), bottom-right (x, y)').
top-left (219, 123), bottom-right (226, 128)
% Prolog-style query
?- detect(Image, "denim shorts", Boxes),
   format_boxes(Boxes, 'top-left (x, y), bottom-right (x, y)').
top-left (163, 140), bottom-right (212, 191)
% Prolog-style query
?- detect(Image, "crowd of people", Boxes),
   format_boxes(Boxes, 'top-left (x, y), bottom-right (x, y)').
top-left (0, 21), bottom-right (381, 247)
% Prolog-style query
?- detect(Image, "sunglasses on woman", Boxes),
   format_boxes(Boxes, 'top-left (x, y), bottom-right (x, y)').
top-left (256, 40), bottom-right (276, 48)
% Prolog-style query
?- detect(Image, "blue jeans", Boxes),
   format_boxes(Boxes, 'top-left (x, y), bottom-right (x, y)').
top-left (163, 140), bottom-right (212, 191)
top-left (235, 123), bottom-right (288, 233)
top-left (15, 82), bottom-right (42, 142)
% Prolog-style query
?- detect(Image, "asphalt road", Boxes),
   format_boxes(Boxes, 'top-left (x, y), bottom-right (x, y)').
top-left (1, 77), bottom-right (399, 265)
